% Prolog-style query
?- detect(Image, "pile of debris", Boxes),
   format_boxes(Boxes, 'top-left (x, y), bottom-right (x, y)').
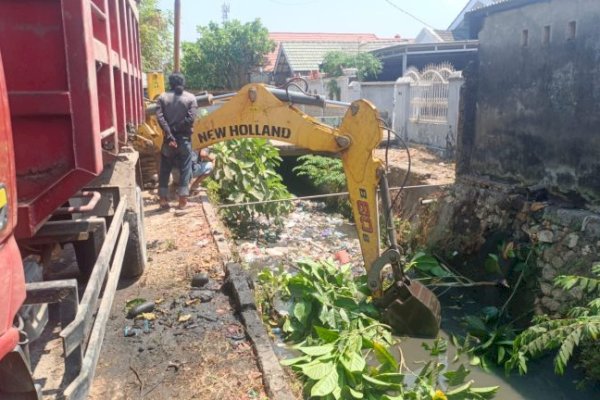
top-left (236, 201), bottom-right (364, 275)
top-left (121, 273), bottom-right (247, 351)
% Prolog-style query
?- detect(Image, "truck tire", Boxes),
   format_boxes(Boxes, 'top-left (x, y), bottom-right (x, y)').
top-left (0, 346), bottom-right (41, 399)
top-left (121, 186), bottom-right (147, 278)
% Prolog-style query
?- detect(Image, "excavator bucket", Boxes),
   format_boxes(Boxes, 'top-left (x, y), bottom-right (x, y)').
top-left (371, 173), bottom-right (442, 338)
top-left (376, 279), bottom-right (441, 338)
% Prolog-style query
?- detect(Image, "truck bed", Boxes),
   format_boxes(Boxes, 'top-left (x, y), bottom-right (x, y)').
top-left (0, 0), bottom-right (143, 238)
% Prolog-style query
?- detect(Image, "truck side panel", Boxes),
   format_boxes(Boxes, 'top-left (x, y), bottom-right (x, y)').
top-left (0, 52), bottom-right (25, 361)
top-left (0, 0), bottom-right (143, 238)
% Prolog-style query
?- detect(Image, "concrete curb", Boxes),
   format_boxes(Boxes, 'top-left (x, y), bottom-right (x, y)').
top-left (199, 191), bottom-right (295, 400)
top-left (198, 191), bottom-right (233, 264)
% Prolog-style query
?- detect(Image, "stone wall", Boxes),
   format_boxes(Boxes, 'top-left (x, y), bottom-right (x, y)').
top-left (423, 178), bottom-right (600, 316)
top-left (461, 0), bottom-right (600, 207)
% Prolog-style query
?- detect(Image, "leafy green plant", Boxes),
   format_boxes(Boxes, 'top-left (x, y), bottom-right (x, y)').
top-left (257, 259), bottom-right (499, 399)
top-left (211, 139), bottom-right (293, 229)
top-left (452, 307), bottom-right (516, 371)
top-left (508, 264), bottom-right (600, 377)
top-left (326, 80), bottom-right (341, 101)
top-left (292, 155), bottom-right (351, 217)
top-left (139, 0), bottom-right (173, 72)
top-left (320, 51), bottom-right (382, 81)
top-left (182, 19), bottom-right (274, 90)
top-left (422, 338), bottom-right (448, 356)
top-left (405, 252), bottom-right (451, 279)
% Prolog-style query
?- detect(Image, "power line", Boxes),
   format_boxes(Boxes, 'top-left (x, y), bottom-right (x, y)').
top-left (215, 183), bottom-right (447, 209)
top-left (383, 0), bottom-right (435, 29)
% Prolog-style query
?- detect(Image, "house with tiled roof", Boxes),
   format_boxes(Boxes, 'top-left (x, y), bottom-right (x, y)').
top-left (264, 32), bottom-right (390, 72)
top-left (272, 39), bottom-right (404, 85)
top-left (249, 32), bottom-right (407, 84)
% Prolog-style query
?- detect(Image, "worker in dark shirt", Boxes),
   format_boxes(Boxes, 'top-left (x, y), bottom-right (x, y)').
top-left (156, 73), bottom-right (198, 209)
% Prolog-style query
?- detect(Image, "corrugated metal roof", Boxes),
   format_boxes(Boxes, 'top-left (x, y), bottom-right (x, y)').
top-left (278, 40), bottom-right (401, 73)
top-left (264, 32), bottom-right (407, 72)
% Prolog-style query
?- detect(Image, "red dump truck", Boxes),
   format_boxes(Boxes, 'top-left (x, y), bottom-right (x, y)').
top-left (0, 1), bottom-right (147, 398)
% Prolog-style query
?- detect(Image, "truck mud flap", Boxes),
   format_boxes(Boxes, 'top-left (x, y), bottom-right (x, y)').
top-left (25, 197), bottom-right (130, 400)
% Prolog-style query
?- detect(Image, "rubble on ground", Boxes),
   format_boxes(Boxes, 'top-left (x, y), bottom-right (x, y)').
top-left (236, 200), bottom-right (365, 276)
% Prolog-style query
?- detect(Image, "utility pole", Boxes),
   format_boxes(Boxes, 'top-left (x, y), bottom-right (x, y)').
top-left (222, 2), bottom-right (230, 24)
top-left (174, 0), bottom-right (181, 72)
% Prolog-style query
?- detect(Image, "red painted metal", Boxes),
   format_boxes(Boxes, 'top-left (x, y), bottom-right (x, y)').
top-left (0, 237), bottom-right (25, 360)
top-left (0, 51), bottom-right (25, 361)
top-left (0, 0), bottom-right (143, 238)
top-left (53, 191), bottom-right (102, 215)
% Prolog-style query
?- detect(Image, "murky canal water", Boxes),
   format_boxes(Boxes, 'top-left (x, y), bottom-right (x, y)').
top-left (236, 201), bottom-right (599, 400)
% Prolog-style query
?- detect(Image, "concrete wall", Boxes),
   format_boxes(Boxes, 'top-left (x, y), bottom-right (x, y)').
top-left (460, 0), bottom-right (600, 206)
top-left (393, 74), bottom-right (463, 152)
top-left (301, 74), bottom-right (464, 152)
top-left (407, 123), bottom-right (452, 149)
top-left (356, 82), bottom-right (396, 126)
top-left (406, 0), bottom-right (600, 322)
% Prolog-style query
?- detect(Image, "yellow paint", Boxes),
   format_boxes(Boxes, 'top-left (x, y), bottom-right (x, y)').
top-left (146, 72), bottom-right (165, 101)
top-left (191, 84), bottom-right (385, 277)
top-left (132, 74), bottom-right (166, 159)
top-left (0, 186), bottom-right (6, 209)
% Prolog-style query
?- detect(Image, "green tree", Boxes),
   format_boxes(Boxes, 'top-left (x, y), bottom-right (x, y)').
top-left (139, 0), bottom-right (173, 72)
top-left (182, 19), bottom-right (275, 90)
top-left (320, 51), bottom-right (382, 81)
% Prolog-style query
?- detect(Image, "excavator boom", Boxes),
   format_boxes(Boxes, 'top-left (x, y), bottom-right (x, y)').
top-left (171, 83), bottom-right (440, 337)
top-left (191, 84), bottom-right (383, 269)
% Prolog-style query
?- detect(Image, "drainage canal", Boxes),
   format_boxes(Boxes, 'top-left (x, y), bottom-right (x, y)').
top-left (229, 156), bottom-right (599, 399)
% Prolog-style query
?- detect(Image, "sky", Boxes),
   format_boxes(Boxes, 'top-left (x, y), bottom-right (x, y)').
top-left (156, 0), bottom-right (469, 42)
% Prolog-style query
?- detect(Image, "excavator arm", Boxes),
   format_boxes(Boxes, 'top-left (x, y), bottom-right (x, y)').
top-left (191, 84), bottom-right (383, 269)
top-left (189, 84), bottom-right (441, 337)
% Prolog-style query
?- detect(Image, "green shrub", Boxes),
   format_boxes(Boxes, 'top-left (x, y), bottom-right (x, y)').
top-left (508, 263), bottom-right (600, 378)
top-left (292, 155), bottom-right (351, 217)
top-left (257, 259), bottom-right (499, 399)
top-left (211, 139), bottom-right (292, 228)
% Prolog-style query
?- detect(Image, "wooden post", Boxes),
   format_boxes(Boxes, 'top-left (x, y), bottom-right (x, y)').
top-left (174, 0), bottom-right (181, 72)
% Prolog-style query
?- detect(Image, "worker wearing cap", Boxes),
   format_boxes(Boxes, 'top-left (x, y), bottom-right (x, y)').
top-left (156, 72), bottom-right (198, 209)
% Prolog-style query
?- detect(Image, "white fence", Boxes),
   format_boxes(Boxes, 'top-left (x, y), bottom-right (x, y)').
top-left (395, 65), bottom-right (464, 153)
top-left (296, 64), bottom-right (463, 154)
top-left (406, 65), bottom-right (453, 124)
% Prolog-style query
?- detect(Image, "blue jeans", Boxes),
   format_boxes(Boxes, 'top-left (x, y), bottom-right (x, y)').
top-left (158, 136), bottom-right (193, 197)
top-left (192, 161), bottom-right (213, 178)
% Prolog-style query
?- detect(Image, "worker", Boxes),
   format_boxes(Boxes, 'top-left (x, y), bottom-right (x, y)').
top-left (190, 148), bottom-right (215, 194)
top-left (156, 73), bottom-right (198, 209)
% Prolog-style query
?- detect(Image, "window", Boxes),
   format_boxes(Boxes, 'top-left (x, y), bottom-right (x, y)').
top-left (521, 29), bottom-right (529, 47)
top-left (568, 21), bottom-right (577, 40)
top-left (543, 25), bottom-right (551, 45)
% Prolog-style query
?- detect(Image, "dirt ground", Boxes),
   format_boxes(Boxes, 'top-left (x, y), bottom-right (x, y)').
top-left (88, 192), bottom-right (266, 400)
top-left (28, 145), bottom-right (451, 399)
top-left (375, 145), bottom-right (455, 185)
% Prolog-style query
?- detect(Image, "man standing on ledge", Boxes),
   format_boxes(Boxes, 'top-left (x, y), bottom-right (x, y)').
top-left (156, 73), bottom-right (198, 210)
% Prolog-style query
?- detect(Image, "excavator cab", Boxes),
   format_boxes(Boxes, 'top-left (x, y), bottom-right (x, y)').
top-left (152, 83), bottom-right (441, 337)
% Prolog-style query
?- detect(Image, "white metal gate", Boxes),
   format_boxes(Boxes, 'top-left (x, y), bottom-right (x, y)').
top-left (406, 64), bottom-right (454, 124)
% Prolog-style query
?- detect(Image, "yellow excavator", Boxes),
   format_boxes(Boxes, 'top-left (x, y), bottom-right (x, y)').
top-left (142, 83), bottom-right (442, 338)
top-left (132, 0), bottom-right (439, 339)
